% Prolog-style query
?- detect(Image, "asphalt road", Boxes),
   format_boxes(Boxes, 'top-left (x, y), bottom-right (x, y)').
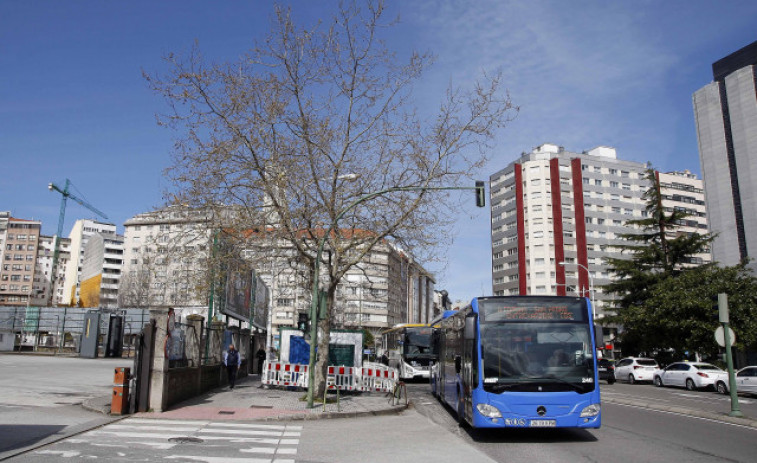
top-left (602, 380), bottom-right (757, 417)
top-left (0, 354), bottom-right (130, 460)
top-left (408, 381), bottom-right (757, 463)
top-left (3, 356), bottom-right (756, 462)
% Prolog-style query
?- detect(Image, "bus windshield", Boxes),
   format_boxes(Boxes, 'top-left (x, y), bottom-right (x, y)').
top-left (479, 321), bottom-right (595, 393)
top-left (403, 327), bottom-right (435, 358)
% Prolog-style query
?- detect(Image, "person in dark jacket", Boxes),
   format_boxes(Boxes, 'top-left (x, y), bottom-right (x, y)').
top-left (224, 344), bottom-right (241, 389)
top-left (256, 347), bottom-right (266, 374)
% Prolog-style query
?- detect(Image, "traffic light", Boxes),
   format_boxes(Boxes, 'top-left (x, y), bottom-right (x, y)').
top-left (475, 180), bottom-right (486, 207)
top-left (297, 312), bottom-right (309, 332)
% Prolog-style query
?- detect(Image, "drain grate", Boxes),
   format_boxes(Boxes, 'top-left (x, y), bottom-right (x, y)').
top-left (250, 405), bottom-right (274, 409)
top-left (218, 410), bottom-right (236, 415)
top-left (168, 437), bottom-right (204, 444)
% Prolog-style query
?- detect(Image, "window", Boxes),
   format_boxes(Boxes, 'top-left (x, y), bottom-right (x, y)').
top-left (594, 179), bottom-right (602, 186)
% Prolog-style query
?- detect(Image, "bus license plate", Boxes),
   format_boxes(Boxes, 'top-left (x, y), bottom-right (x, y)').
top-left (530, 420), bottom-right (556, 427)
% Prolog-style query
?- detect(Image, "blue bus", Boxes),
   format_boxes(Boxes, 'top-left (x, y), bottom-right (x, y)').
top-left (431, 296), bottom-right (602, 429)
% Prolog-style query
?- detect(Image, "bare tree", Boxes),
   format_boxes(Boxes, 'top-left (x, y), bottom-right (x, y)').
top-left (145, 0), bottom-right (516, 398)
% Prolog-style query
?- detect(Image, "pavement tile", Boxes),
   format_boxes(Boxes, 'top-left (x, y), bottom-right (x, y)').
top-left (129, 374), bottom-right (407, 421)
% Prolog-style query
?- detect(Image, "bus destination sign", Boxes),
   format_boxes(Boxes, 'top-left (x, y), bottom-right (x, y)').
top-left (479, 298), bottom-right (586, 323)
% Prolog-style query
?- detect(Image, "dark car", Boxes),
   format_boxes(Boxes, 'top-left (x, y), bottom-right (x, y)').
top-left (598, 358), bottom-right (615, 384)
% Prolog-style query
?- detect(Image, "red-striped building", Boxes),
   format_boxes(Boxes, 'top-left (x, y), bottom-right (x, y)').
top-left (489, 143), bottom-right (651, 320)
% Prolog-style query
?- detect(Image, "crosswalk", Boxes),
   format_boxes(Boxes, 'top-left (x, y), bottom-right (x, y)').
top-left (32, 418), bottom-right (302, 462)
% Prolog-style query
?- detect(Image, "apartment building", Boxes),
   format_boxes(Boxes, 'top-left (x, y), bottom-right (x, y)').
top-left (35, 234), bottom-right (71, 306)
top-left (60, 219), bottom-right (120, 306)
top-left (657, 170), bottom-right (711, 266)
top-left (490, 144), bottom-right (650, 318)
top-left (241, 232), bottom-right (435, 344)
top-left (0, 214), bottom-right (42, 306)
top-left (79, 233), bottom-right (124, 308)
top-left (693, 40), bottom-right (757, 271)
top-left (120, 207), bottom-right (215, 309)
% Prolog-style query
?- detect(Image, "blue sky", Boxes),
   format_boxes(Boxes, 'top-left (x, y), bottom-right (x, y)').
top-left (2, 1), bottom-right (756, 302)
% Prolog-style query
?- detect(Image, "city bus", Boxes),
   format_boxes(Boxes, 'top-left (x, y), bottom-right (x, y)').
top-left (381, 323), bottom-right (437, 380)
top-left (432, 296), bottom-right (602, 428)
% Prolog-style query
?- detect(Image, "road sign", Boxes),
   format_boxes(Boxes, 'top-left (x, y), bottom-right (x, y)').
top-left (715, 326), bottom-right (736, 347)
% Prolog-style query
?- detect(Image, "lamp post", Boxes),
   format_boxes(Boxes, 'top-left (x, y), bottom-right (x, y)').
top-left (558, 261), bottom-right (595, 321)
top-left (305, 182), bottom-right (486, 408)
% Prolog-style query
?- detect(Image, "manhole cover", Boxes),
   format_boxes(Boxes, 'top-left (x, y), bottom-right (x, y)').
top-left (218, 410), bottom-right (236, 415)
top-left (250, 405), bottom-right (274, 409)
top-left (168, 437), bottom-right (204, 444)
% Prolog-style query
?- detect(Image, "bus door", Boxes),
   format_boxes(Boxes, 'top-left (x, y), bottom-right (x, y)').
top-left (461, 313), bottom-right (478, 421)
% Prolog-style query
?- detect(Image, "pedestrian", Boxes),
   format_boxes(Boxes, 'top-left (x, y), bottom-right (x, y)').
top-left (224, 344), bottom-right (241, 389)
top-left (256, 347), bottom-right (266, 374)
top-left (380, 351), bottom-right (389, 366)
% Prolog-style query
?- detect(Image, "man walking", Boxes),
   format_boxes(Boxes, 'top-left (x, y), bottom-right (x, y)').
top-left (224, 344), bottom-right (241, 389)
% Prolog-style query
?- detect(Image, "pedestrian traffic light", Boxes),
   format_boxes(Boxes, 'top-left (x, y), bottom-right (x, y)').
top-left (475, 180), bottom-right (486, 207)
top-left (297, 312), bottom-right (309, 332)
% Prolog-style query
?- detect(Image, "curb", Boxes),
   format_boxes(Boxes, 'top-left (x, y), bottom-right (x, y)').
top-left (254, 402), bottom-right (410, 422)
top-left (603, 396), bottom-right (757, 428)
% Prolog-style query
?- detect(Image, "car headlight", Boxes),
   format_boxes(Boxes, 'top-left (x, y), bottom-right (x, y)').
top-left (476, 403), bottom-right (502, 418)
top-left (580, 404), bottom-right (601, 417)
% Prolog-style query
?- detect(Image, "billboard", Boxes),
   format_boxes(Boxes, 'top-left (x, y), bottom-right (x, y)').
top-left (221, 260), bottom-right (269, 328)
top-left (222, 260), bottom-right (253, 323)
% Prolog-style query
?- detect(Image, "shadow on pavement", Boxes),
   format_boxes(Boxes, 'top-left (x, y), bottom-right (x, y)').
top-left (0, 424), bottom-right (66, 455)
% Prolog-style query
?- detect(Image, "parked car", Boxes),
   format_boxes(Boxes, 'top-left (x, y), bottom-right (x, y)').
top-left (598, 358), bottom-right (615, 384)
top-left (653, 362), bottom-right (726, 391)
top-left (714, 366), bottom-right (757, 395)
top-left (614, 357), bottom-right (658, 384)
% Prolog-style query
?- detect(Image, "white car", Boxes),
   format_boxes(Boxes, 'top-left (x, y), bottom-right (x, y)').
top-left (653, 362), bottom-right (726, 391)
top-left (614, 357), bottom-right (659, 384)
top-left (714, 366), bottom-right (757, 395)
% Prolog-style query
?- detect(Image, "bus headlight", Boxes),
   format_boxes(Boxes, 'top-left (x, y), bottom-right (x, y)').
top-left (580, 404), bottom-right (601, 417)
top-left (476, 403), bottom-right (502, 418)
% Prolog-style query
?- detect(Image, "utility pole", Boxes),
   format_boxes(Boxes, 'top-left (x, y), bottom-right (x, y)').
top-left (717, 293), bottom-right (743, 417)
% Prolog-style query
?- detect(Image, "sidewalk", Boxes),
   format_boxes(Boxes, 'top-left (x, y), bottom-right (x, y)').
top-left (84, 373), bottom-right (408, 421)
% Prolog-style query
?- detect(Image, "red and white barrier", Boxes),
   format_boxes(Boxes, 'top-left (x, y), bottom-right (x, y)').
top-left (326, 366), bottom-right (358, 391)
top-left (262, 361), bottom-right (309, 388)
top-left (261, 361), bottom-right (397, 393)
top-left (359, 364), bottom-right (398, 393)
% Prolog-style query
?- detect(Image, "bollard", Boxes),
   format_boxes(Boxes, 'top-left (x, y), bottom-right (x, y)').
top-left (111, 367), bottom-right (130, 415)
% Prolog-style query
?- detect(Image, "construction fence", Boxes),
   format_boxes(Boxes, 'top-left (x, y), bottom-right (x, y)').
top-left (0, 306), bottom-right (151, 356)
top-left (262, 360), bottom-right (399, 393)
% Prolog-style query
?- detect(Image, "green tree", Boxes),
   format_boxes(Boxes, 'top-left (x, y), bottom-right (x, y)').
top-left (604, 167), bottom-right (716, 356)
top-left (642, 264), bottom-right (757, 360)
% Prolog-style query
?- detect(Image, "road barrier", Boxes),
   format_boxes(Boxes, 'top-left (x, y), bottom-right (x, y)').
top-left (262, 361), bottom-right (397, 393)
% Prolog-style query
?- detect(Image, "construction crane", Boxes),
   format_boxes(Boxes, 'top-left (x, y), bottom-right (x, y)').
top-left (48, 179), bottom-right (108, 306)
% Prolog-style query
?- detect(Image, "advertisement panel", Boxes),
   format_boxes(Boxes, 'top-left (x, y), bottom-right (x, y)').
top-left (221, 260), bottom-right (253, 323)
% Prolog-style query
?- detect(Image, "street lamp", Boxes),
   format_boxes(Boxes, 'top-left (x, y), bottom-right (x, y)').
top-left (558, 261), bottom-right (595, 321)
top-left (305, 182), bottom-right (486, 408)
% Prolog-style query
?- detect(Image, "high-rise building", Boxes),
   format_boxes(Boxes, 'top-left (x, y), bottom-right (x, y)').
top-left (0, 214), bottom-right (42, 306)
top-left (657, 170), bottom-right (711, 266)
top-left (79, 233), bottom-right (124, 308)
top-left (693, 40), bottom-right (757, 271)
top-left (60, 219), bottom-right (120, 306)
top-left (489, 143), bottom-right (711, 319)
top-left (35, 234), bottom-right (71, 306)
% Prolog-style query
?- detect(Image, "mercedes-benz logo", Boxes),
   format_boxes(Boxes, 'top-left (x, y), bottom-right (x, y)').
top-left (537, 406), bottom-right (547, 416)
